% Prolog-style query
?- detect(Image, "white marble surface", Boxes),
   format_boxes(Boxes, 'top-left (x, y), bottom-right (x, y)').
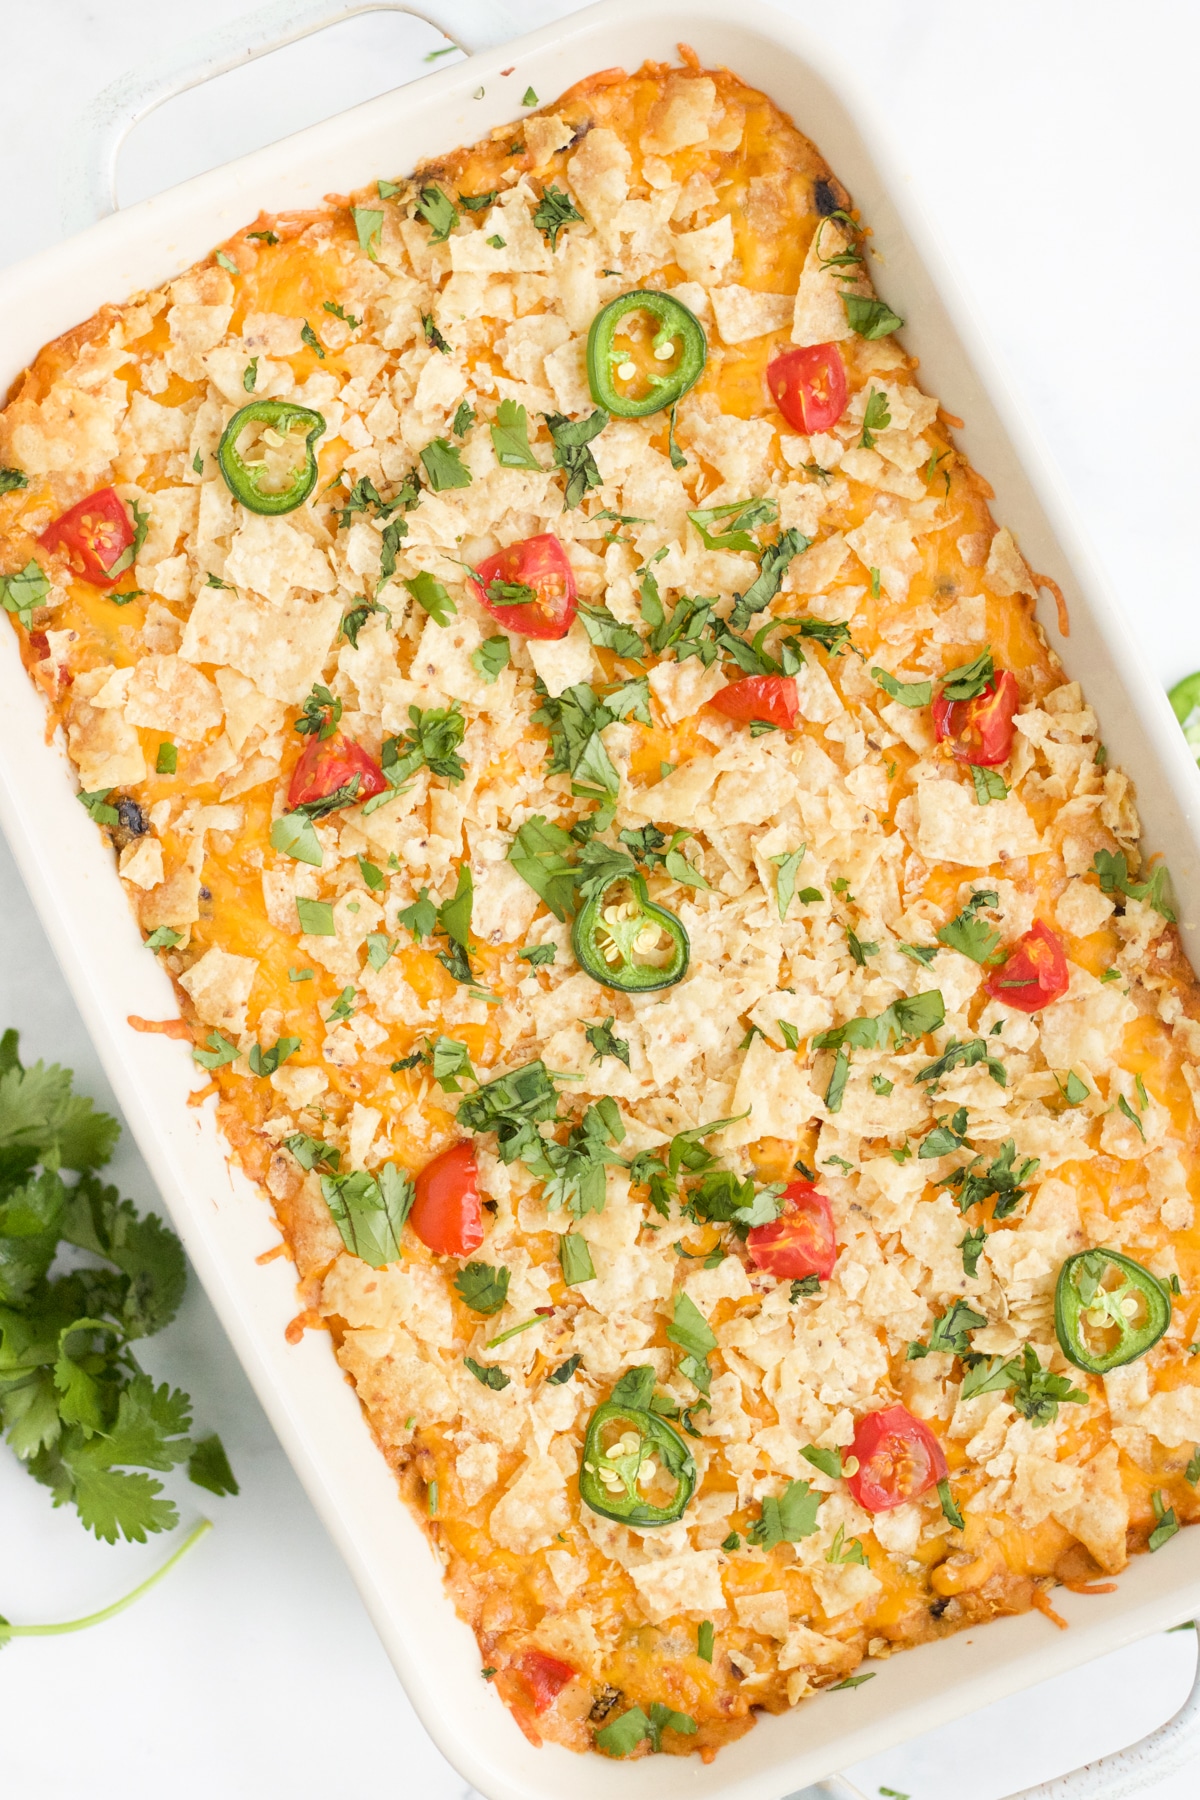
top-left (2, 2), bottom-right (1200, 1796)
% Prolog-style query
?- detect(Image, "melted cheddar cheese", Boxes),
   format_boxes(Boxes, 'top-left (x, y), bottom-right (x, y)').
top-left (3, 52), bottom-right (1200, 1764)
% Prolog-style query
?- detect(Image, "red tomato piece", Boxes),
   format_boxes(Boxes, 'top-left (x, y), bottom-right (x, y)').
top-left (932, 669), bottom-right (1019, 767)
top-left (286, 731), bottom-right (388, 811)
top-left (985, 918), bottom-right (1070, 1014)
top-left (847, 1405), bottom-right (947, 1513)
top-left (411, 1142), bottom-right (484, 1258)
top-left (518, 1651), bottom-right (576, 1712)
top-left (747, 1180), bottom-right (837, 1281)
top-left (766, 343), bottom-right (849, 434)
top-left (710, 675), bottom-right (799, 729)
top-left (38, 487), bottom-right (135, 587)
top-left (468, 533), bottom-right (577, 640)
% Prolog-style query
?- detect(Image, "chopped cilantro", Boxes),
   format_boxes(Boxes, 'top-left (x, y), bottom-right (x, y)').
top-left (858, 386), bottom-right (891, 449)
top-left (465, 1357), bottom-right (509, 1391)
top-left (532, 184), bottom-right (582, 249)
top-left (584, 1016), bottom-right (630, 1069)
top-left (322, 299), bottom-right (361, 329)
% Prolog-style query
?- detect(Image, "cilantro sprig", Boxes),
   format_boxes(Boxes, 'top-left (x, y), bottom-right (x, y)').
top-left (0, 1032), bottom-right (236, 1542)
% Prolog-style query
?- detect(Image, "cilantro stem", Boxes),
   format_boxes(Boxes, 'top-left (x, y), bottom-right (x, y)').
top-left (485, 1316), bottom-right (541, 1348)
top-left (0, 1517), bottom-right (211, 1640)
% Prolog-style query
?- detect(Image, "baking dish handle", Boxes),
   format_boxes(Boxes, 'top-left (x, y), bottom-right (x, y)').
top-left (812, 1622), bottom-right (1200, 1800)
top-left (58, 0), bottom-right (520, 236)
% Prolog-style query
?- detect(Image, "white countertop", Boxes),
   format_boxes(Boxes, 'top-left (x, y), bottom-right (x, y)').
top-left (2, 3), bottom-right (1199, 1796)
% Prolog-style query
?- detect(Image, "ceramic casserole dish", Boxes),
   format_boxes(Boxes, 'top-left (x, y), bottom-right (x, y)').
top-left (3, 2), bottom-right (1200, 1796)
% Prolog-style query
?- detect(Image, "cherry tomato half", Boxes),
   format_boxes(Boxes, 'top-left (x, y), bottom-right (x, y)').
top-left (710, 675), bottom-right (799, 730)
top-left (468, 533), bottom-right (577, 640)
top-left (985, 918), bottom-right (1070, 1014)
top-left (411, 1142), bottom-right (485, 1258)
top-left (518, 1651), bottom-right (576, 1712)
top-left (286, 730), bottom-right (388, 811)
top-left (766, 343), bottom-right (849, 435)
top-left (747, 1180), bottom-right (837, 1281)
top-left (847, 1405), bottom-right (947, 1513)
top-left (932, 669), bottom-right (1019, 767)
top-left (38, 486), bottom-right (135, 587)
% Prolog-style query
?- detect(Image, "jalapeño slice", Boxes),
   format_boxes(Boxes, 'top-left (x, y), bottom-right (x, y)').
top-left (1055, 1248), bottom-right (1171, 1374)
top-left (580, 1397), bottom-right (697, 1526)
top-left (586, 290), bottom-right (706, 419)
top-left (217, 400), bottom-right (326, 515)
top-left (573, 871), bottom-right (689, 992)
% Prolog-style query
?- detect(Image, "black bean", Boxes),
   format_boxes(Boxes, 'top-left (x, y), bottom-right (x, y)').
top-left (814, 178), bottom-right (841, 217)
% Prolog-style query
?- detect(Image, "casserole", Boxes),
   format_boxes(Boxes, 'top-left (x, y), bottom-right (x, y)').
top-left (3, 1), bottom-right (1200, 1794)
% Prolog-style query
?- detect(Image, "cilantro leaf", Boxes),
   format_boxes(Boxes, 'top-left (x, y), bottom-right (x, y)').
top-left (1093, 849), bottom-right (1175, 922)
top-left (0, 467), bottom-right (28, 496)
top-left (843, 293), bottom-right (904, 339)
top-left (748, 1478), bottom-right (822, 1548)
top-left (188, 1432), bottom-right (239, 1496)
top-left (971, 765), bottom-right (1008, 804)
top-left (490, 398), bottom-right (541, 469)
top-left (532, 184), bottom-right (582, 249)
top-left (415, 184), bottom-right (459, 242)
top-left (937, 893), bottom-right (1002, 964)
top-left (577, 601), bottom-right (644, 659)
top-left (916, 1035), bottom-right (1006, 1088)
top-left (403, 569), bottom-right (457, 625)
top-left (66, 1462), bottom-right (178, 1545)
top-left (465, 1357), bottom-right (510, 1390)
top-left (584, 1017), bottom-right (630, 1069)
top-left (548, 1354), bottom-right (581, 1384)
top-left (471, 634), bottom-right (510, 683)
top-left (946, 1138), bottom-right (1039, 1219)
top-left (960, 1225), bottom-right (988, 1279)
top-left (596, 1706), bottom-right (651, 1757)
top-left (320, 1164), bottom-right (414, 1268)
top-left (907, 1297), bottom-right (986, 1360)
top-left (378, 705), bottom-right (467, 806)
top-left (872, 666), bottom-right (931, 708)
top-left (532, 680), bottom-right (620, 802)
top-left (558, 1231), bottom-right (595, 1286)
top-left (814, 990), bottom-right (945, 1053)
top-left (457, 1061), bottom-right (560, 1162)
top-left (284, 1133), bottom-right (341, 1173)
top-left (800, 1444), bottom-right (843, 1479)
top-left (544, 410), bottom-right (607, 509)
top-left (0, 559), bottom-right (48, 630)
top-left (687, 497), bottom-right (778, 553)
top-left (398, 887), bottom-right (438, 943)
top-left (269, 812), bottom-right (323, 866)
top-left (453, 1261), bottom-right (510, 1314)
top-left (419, 437), bottom-right (472, 492)
top-left (940, 647), bottom-right (995, 702)
top-left (507, 815), bottom-right (580, 920)
top-left (729, 530), bottom-right (808, 630)
top-left (859, 386), bottom-right (891, 448)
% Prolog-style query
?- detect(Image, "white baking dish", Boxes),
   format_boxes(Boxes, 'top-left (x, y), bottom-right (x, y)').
top-left (4, 2), bottom-right (1200, 1795)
